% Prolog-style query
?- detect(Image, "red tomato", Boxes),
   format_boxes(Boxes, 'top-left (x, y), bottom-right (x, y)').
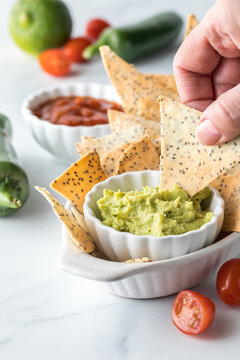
top-left (216, 258), bottom-right (240, 306)
top-left (86, 18), bottom-right (110, 41)
top-left (172, 290), bottom-right (215, 335)
top-left (39, 49), bottom-right (71, 77)
top-left (64, 37), bottom-right (91, 63)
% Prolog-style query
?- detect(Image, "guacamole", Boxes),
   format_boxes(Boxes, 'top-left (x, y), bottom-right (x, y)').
top-left (97, 185), bottom-right (214, 236)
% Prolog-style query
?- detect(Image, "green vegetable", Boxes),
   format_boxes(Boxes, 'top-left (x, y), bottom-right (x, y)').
top-left (0, 114), bottom-right (29, 216)
top-left (83, 12), bottom-right (182, 62)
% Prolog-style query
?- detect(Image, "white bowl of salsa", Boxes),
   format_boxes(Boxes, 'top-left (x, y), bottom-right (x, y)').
top-left (84, 170), bottom-right (224, 262)
top-left (22, 83), bottom-right (121, 164)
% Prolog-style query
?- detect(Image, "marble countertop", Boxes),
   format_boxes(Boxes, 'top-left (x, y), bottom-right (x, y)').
top-left (1, 0), bottom-right (240, 359)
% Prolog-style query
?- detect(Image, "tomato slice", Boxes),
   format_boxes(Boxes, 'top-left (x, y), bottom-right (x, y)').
top-left (64, 37), bottom-right (91, 63)
top-left (86, 18), bottom-right (110, 41)
top-left (39, 49), bottom-right (71, 77)
top-left (216, 258), bottom-right (240, 306)
top-left (172, 290), bottom-right (215, 335)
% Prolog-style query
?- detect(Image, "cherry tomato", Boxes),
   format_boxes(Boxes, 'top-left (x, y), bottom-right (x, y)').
top-left (216, 258), bottom-right (240, 306)
top-left (39, 49), bottom-right (71, 77)
top-left (172, 290), bottom-right (215, 335)
top-left (86, 18), bottom-right (110, 41)
top-left (64, 37), bottom-right (91, 63)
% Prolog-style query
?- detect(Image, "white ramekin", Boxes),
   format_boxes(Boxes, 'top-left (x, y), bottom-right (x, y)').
top-left (84, 171), bottom-right (224, 262)
top-left (22, 83), bottom-right (120, 164)
top-left (60, 218), bottom-right (240, 298)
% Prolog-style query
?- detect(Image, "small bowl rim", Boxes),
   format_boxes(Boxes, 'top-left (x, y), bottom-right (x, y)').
top-left (84, 170), bottom-right (224, 242)
top-left (21, 82), bottom-right (119, 131)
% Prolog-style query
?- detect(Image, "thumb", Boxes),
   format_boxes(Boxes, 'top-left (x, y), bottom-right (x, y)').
top-left (195, 84), bottom-right (240, 145)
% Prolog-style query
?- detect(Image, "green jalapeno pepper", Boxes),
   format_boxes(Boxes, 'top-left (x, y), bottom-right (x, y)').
top-left (83, 12), bottom-right (182, 62)
top-left (0, 114), bottom-right (29, 216)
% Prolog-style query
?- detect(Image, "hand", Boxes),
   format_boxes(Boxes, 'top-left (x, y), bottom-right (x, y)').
top-left (174, 0), bottom-right (240, 145)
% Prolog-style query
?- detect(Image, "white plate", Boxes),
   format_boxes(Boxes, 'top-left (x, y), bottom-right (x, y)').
top-left (59, 208), bottom-right (240, 299)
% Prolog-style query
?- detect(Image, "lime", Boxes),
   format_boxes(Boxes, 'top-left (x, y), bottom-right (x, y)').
top-left (9, 0), bottom-right (72, 55)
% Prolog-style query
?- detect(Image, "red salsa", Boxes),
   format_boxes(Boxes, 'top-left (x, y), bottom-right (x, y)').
top-left (32, 96), bottom-right (122, 126)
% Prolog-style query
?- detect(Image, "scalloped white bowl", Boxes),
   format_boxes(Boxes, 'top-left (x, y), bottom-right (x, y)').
top-left (22, 83), bottom-right (120, 164)
top-left (84, 171), bottom-right (224, 262)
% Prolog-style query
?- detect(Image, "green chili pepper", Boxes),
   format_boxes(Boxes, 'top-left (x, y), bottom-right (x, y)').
top-left (0, 114), bottom-right (29, 216)
top-left (83, 12), bottom-right (182, 62)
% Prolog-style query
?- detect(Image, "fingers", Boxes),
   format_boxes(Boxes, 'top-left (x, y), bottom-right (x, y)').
top-left (196, 83), bottom-right (240, 145)
top-left (173, 22), bottom-right (220, 109)
top-left (212, 57), bottom-right (240, 98)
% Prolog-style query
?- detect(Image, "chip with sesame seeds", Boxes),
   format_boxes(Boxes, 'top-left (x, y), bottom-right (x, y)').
top-left (76, 126), bottom-right (146, 176)
top-left (35, 187), bottom-right (95, 253)
top-left (100, 45), bottom-right (179, 122)
top-left (50, 151), bottom-right (107, 214)
top-left (211, 166), bottom-right (240, 232)
top-left (184, 14), bottom-right (199, 39)
top-left (159, 95), bottom-right (240, 196)
top-left (116, 136), bottom-right (160, 174)
top-left (108, 110), bottom-right (161, 155)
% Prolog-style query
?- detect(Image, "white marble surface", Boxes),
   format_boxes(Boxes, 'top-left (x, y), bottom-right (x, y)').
top-left (1, 0), bottom-right (240, 359)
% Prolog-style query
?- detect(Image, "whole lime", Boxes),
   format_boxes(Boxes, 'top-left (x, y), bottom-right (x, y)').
top-left (9, 0), bottom-right (72, 55)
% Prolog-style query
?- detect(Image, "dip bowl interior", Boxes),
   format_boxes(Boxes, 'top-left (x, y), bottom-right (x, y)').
top-left (22, 83), bottom-right (120, 164)
top-left (84, 171), bottom-right (224, 262)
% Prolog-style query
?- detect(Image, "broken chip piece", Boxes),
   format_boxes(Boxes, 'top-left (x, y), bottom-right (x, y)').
top-left (124, 257), bottom-right (152, 263)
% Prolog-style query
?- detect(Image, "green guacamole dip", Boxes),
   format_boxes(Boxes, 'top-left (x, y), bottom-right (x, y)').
top-left (97, 185), bottom-right (214, 237)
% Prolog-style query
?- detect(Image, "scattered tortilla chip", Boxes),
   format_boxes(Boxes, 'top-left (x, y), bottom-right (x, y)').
top-left (117, 136), bottom-right (160, 174)
top-left (159, 95), bottom-right (240, 196)
top-left (51, 151), bottom-right (107, 214)
top-left (184, 14), bottom-right (199, 38)
top-left (71, 207), bottom-right (89, 233)
top-left (100, 45), bottom-right (179, 121)
top-left (211, 166), bottom-right (240, 232)
top-left (124, 257), bottom-right (152, 263)
top-left (35, 187), bottom-right (95, 253)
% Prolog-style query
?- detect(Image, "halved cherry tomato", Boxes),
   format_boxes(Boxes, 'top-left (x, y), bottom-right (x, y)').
top-left (64, 37), bottom-right (91, 63)
top-left (172, 290), bottom-right (215, 335)
top-left (86, 18), bottom-right (110, 41)
top-left (39, 49), bottom-right (71, 77)
top-left (216, 258), bottom-right (240, 306)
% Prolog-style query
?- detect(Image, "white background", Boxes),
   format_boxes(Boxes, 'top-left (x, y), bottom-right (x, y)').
top-left (1, 1), bottom-right (240, 359)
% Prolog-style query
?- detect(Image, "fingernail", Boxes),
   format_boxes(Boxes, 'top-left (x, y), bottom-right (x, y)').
top-left (195, 119), bottom-right (221, 145)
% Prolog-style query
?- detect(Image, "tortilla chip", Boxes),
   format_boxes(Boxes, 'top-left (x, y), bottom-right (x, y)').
top-left (159, 95), bottom-right (240, 196)
top-left (51, 151), bottom-right (107, 214)
top-left (211, 166), bottom-right (240, 232)
top-left (100, 45), bottom-right (179, 121)
top-left (108, 110), bottom-right (161, 155)
top-left (151, 137), bottom-right (161, 155)
top-left (117, 136), bottom-right (160, 174)
top-left (184, 14), bottom-right (199, 38)
top-left (124, 257), bottom-right (152, 263)
top-left (101, 143), bottom-right (129, 176)
top-left (70, 207), bottom-right (89, 233)
top-left (35, 187), bottom-right (95, 253)
top-left (76, 126), bottom-right (146, 158)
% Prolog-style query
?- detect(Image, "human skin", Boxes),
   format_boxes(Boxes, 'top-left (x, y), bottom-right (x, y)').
top-left (174, 0), bottom-right (240, 145)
